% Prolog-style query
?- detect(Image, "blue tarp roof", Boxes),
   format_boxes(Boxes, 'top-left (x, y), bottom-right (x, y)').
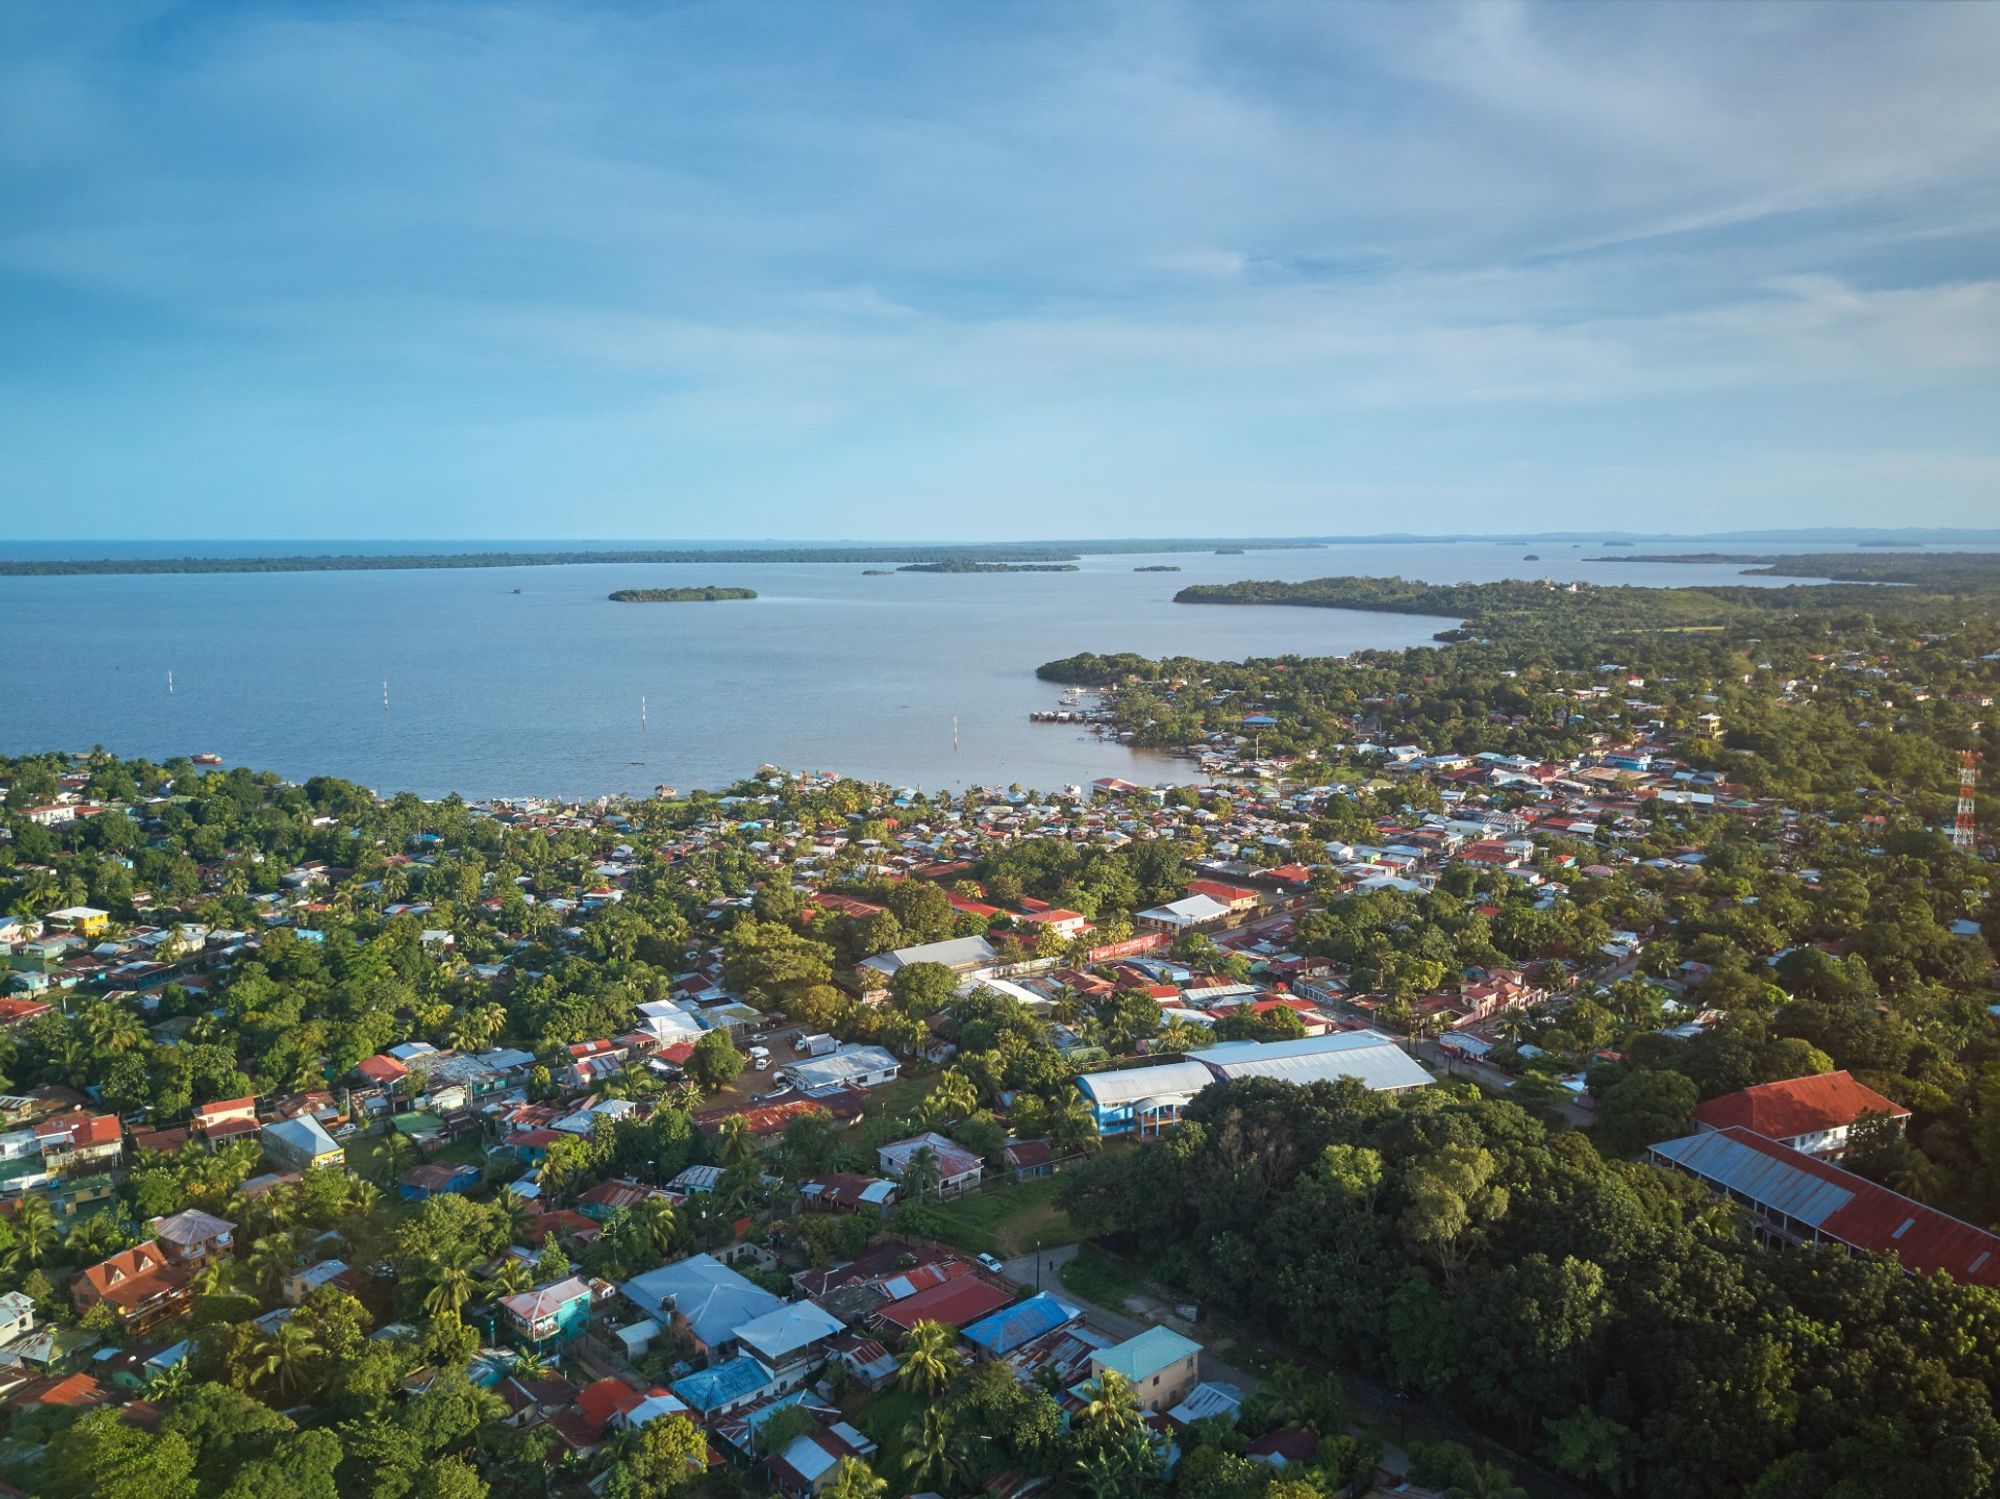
top-left (961, 1292), bottom-right (1079, 1356)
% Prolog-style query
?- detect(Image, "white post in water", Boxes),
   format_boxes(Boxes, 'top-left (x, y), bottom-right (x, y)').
top-left (383, 680), bottom-right (389, 712)
top-left (167, 670), bottom-right (174, 695)
top-left (642, 696), bottom-right (648, 735)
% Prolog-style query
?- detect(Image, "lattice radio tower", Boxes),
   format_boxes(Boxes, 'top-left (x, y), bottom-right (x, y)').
top-left (1955, 750), bottom-right (1979, 851)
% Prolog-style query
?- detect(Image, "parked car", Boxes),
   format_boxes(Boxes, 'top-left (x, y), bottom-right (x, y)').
top-left (976, 1253), bottom-right (1005, 1274)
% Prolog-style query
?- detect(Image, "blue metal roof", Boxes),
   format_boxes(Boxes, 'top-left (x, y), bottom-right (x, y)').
top-left (670, 1354), bottom-right (773, 1411)
top-left (1650, 1130), bottom-right (1855, 1228)
top-left (962, 1292), bottom-right (1079, 1355)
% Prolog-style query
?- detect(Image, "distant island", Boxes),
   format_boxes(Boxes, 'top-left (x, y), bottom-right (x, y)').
top-left (1523, 553), bottom-right (1540, 561)
top-left (861, 569), bottom-right (892, 576)
top-left (1134, 565), bottom-right (1182, 572)
top-left (897, 561), bottom-right (1080, 574)
top-left (1215, 547), bottom-right (1246, 555)
top-left (608, 586), bottom-right (757, 602)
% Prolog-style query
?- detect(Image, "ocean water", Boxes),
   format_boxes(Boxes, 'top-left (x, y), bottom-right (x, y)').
top-left (0, 540), bottom-right (1877, 797)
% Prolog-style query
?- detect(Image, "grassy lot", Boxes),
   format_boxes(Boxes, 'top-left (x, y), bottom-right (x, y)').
top-left (857, 1072), bottom-right (936, 1125)
top-left (924, 1174), bottom-right (1072, 1258)
top-left (854, 1386), bottom-right (924, 1481)
top-left (1059, 1246), bottom-right (1138, 1310)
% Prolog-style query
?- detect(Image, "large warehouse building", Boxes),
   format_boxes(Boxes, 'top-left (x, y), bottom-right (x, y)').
top-left (1075, 1030), bottom-right (1433, 1137)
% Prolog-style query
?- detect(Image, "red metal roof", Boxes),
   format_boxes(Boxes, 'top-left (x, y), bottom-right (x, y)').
top-left (875, 1273), bottom-right (1014, 1331)
top-left (1693, 1071), bottom-right (1909, 1140)
top-left (1710, 1128), bottom-right (2000, 1285)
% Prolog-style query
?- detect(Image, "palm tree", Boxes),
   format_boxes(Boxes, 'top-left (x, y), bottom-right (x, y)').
top-left (1446, 1461), bottom-right (1530, 1499)
top-left (900, 1146), bottom-right (942, 1201)
top-left (717, 1115), bottom-right (758, 1168)
top-left (84, 1002), bottom-right (146, 1055)
top-left (423, 1241), bottom-right (481, 1322)
top-left (900, 1406), bottom-right (963, 1493)
top-left (487, 1256), bottom-right (534, 1301)
top-left (345, 1179), bottom-right (384, 1218)
top-left (146, 1356), bottom-right (195, 1401)
top-left (255, 1316), bottom-right (322, 1401)
top-left (375, 1131), bottom-right (417, 1187)
top-left (509, 1347), bottom-right (556, 1381)
top-left (632, 1196), bottom-right (680, 1258)
top-left (6, 1194), bottom-right (58, 1272)
top-left (245, 1231), bottom-right (297, 1301)
top-left (496, 1189), bottom-right (537, 1245)
top-left (1077, 1369), bottom-right (1145, 1445)
top-left (897, 1319), bottom-right (957, 1396)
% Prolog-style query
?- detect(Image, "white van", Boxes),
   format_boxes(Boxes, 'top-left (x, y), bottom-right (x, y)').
top-left (749, 1045), bottom-right (771, 1071)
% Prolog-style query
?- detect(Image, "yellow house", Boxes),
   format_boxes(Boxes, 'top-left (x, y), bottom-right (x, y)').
top-left (45, 906), bottom-right (110, 938)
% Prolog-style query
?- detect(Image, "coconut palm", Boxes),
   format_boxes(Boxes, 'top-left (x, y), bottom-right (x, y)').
top-left (1077, 1369), bottom-right (1145, 1445)
top-left (255, 1316), bottom-right (322, 1401)
top-left (84, 1001), bottom-right (147, 1055)
top-left (899, 1146), bottom-right (942, 1201)
top-left (631, 1196), bottom-right (680, 1258)
top-left (1445, 1461), bottom-right (1530, 1499)
top-left (245, 1231), bottom-right (297, 1300)
top-left (486, 1256), bottom-right (534, 1300)
top-left (423, 1241), bottom-right (481, 1322)
top-left (717, 1115), bottom-right (758, 1168)
top-left (900, 1406), bottom-right (964, 1492)
top-left (374, 1131), bottom-right (417, 1187)
top-left (897, 1318), bottom-right (957, 1396)
top-left (5, 1194), bottom-right (58, 1272)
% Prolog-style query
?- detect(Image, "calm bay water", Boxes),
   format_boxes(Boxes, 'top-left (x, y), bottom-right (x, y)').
top-left (0, 541), bottom-right (1888, 797)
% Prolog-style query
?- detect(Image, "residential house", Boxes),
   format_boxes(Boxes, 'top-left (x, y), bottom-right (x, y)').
top-left (399, 1162), bottom-right (480, 1202)
top-left (501, 1276), bottom-right (594, 1350)
top-left (282, 1259), bottom-right (352, 1305)
top-left (732, 1301), bottom-right (847, 1389)
top-left (70, 1242), bottom-right (195, 1333)
top-left (34, 1114), bottom-right (123, 1178)
top-left (779, 1045), bottom-right (901, 1094)
top-left (189, 1095), bottom-right (259, 1143)
top-left (670, 1354), bottom-right (777, 1418)
top-left (621, 1253), bottom-right (783, 1363)
top-left (0, 1291), bottom-right (35, 1348)
top-left (877, 1132), bottom-right (983, 1195)
top-left (1089, 1326), bottom-right (1201, 1412)
top-left (262, 1115), bottom-right (344, 1173)
top-left (149, 1208), bottom-right (234, 1268)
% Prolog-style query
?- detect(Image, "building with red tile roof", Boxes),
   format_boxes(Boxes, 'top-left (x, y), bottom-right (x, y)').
top-left (873, 1271), bottom-right (1015, 1333)
top-left (70, 1241), bottom-right (196, 1332)
top-left (1692, 1070), bottom-right (1910, 1158)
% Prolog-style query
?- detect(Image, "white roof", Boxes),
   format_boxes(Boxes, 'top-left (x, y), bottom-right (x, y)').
top-left (1137, 894), bottom-right (1230, 926)
top-left (858, 935), bottom-right (1000, 975)
top-left (734, 1299), bottom-right (845, 1360)
top-left (1075, 1060), bottom-right (1215, 1109)
top-left (1189, 1030), bottom-right (1434, 1093)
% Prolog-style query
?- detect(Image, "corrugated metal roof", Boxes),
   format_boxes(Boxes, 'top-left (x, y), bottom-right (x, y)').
top-left (1650, 1129), bottom-right (1855, 1227)
top-left (1191, 1031), bottom-right (1433, 1092)
top-left (1655, 1127), bottom-right (2000, 1285)
top-left (1075, 1061), bottom-right (1213, 1109)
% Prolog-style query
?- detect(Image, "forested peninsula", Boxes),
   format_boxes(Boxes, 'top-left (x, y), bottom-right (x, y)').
top-left (897, 561), bottom-right (1080, 574)
top-left (607, 587), bottom-right (757, 602)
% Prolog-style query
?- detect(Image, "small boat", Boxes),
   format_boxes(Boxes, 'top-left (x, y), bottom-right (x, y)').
top-left (192, 753), bottom-right (222, 766)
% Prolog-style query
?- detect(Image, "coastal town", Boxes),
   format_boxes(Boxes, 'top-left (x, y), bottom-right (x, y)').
top-left (0, 576), bottom-right (1996, 1499)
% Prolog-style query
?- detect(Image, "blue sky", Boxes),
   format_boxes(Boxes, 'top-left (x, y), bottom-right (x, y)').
top-left (2, 1), bottom-right (1997, 541)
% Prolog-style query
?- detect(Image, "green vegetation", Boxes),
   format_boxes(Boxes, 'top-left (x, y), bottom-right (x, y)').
top-left (1058, 1245), bottom-right (1138, 1307)
top-left (607, 586), bottom-right (757, 602)
top-left (1591, 550), bottom-right (2000, 587)
top-left (896, 560), bottom-right (1081, 573)
top-left (1134, 565), bottom-right (1182, 572)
